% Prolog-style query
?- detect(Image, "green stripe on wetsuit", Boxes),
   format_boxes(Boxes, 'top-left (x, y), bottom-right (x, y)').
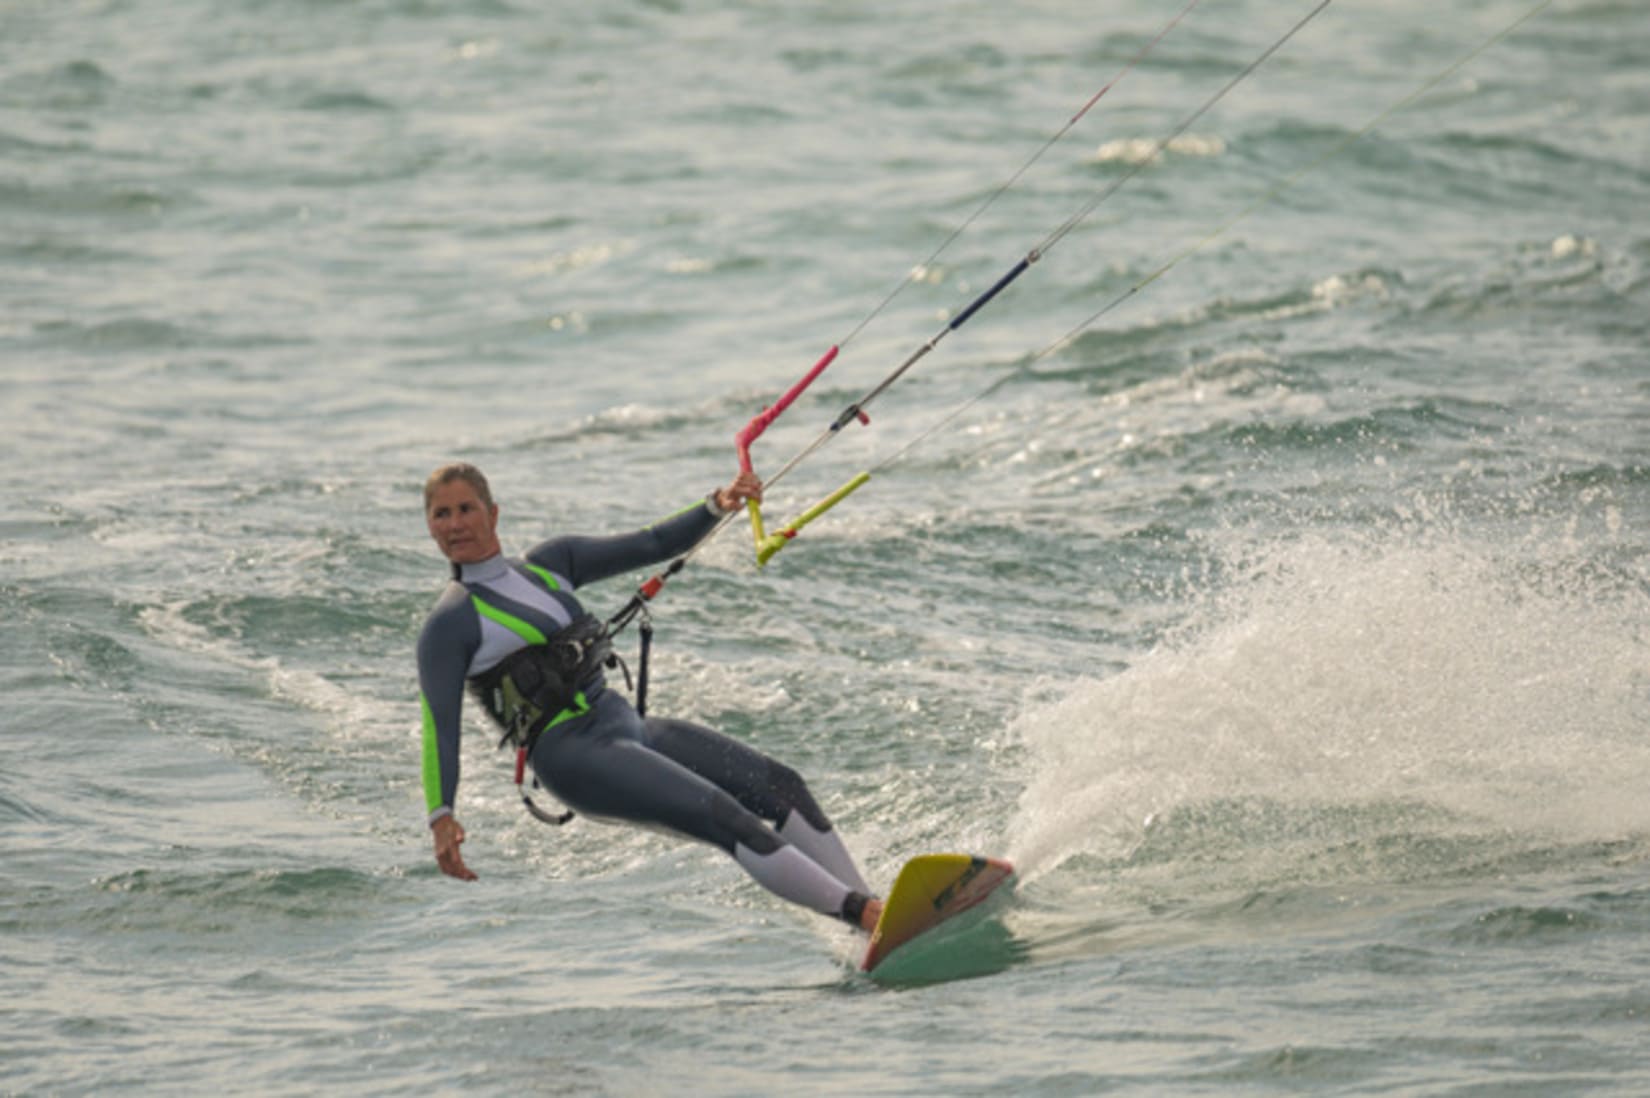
top-left (420, 692), bottom-right (443, 814)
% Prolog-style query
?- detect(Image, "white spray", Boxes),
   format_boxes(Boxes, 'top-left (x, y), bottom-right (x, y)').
top-left (1007, 509), bottom-right (1650, 881)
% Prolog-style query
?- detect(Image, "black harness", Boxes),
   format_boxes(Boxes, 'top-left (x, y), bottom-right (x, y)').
top-left (469, 613), bottom-right (614, 752)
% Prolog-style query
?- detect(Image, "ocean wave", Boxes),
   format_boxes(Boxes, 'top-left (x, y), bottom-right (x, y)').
top-left (1090, 133), bottom-right (1227, 166)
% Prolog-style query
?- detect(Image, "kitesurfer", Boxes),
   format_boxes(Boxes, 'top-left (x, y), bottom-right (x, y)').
top-left (417, 462), bottom-right (882, 931)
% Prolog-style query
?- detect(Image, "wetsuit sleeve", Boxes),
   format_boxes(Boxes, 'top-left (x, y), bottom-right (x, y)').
top-left (525, 498), bottom-right (720, 589)
top-left (417, 586), bottom-right (482, 824)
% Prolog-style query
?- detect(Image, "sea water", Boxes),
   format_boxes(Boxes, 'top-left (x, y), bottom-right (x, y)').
top-left (4, 0), bottom-right (1649, 1093)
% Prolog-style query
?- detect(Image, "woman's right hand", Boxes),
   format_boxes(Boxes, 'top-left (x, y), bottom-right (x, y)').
top-left (432, 815), bottom-right (478, 881)
top-left (713, 470), bottom-right (764, 513)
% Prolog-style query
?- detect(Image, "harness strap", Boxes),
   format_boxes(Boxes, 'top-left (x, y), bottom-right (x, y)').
top-left (511, 691), bottom-right (591, 826)
top-left (516, 746), bottom-right (576, 825)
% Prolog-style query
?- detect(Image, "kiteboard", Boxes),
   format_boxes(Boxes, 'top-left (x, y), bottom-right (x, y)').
top-left (861, 853), bottom-right (1016, 974)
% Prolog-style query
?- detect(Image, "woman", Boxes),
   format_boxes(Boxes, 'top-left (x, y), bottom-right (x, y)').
top-left (417, 462), bottom-right (882, 931)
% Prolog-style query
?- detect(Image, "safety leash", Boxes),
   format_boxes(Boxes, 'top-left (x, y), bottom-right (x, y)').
top-left (514, 745), bottom-right (574, 826)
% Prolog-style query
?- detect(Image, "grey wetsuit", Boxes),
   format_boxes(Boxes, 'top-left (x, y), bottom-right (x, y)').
top-left (417, 497), bottom-right (872, 921)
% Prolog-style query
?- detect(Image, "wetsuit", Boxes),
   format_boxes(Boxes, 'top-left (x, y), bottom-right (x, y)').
top-left (417, 496), bottom-right (873, 922)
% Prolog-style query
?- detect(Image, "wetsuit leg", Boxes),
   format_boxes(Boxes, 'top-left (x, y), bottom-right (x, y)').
top-left (530, 693), bottom-right (866, 919)
top-left (642, 715), bottom-right (872, 896)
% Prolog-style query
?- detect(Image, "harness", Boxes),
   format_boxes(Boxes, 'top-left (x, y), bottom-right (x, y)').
top-left (469, 613), bottom-right (613, 752)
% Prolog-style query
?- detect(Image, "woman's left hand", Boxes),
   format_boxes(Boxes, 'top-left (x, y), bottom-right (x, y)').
top-left (714, 471), bottom-right (764, 513)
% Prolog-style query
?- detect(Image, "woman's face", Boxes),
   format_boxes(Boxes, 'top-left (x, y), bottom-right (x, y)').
top-left (426, 479), bottom-right (501, 564)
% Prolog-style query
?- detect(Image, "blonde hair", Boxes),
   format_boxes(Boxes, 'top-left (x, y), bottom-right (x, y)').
top-left (423, 462), bottom-right (495, 513)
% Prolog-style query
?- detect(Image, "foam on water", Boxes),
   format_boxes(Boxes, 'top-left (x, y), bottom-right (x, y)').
top-left (1092, 133), bottom-right (1228, 165)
